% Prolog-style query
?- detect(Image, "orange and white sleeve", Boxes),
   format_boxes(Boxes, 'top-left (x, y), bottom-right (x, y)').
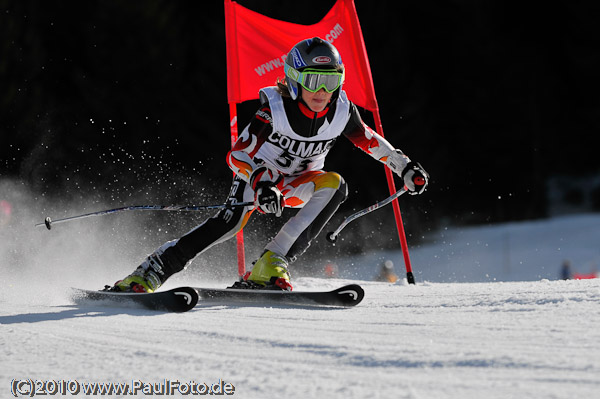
top-left (226, 105), bottom-right (272, 184)
top-left (345, 121), bottom-right (410, 174)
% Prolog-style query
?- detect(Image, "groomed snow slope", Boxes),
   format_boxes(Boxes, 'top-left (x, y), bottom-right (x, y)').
top-left (2, 278), bottom-right (599, 398)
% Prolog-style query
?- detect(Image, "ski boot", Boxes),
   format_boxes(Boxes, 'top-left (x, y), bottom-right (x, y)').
top-left (232, 250), bottom-right (293, 291)
top-left (111, 255), bottom-right (165, 293)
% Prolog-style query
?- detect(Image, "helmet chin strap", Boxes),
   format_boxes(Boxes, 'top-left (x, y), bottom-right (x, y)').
top-left (297, 88), bottom-right (310, 108)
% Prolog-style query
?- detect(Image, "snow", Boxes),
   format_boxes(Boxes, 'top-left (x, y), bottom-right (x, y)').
top-left (334, 213), bottom-right (600, 284)
top-left (2, 213), bottom-right (600, 398)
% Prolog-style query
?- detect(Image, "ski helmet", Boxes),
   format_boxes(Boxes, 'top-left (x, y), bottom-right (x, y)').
top-left (284, 37), bottom-right (344, 100)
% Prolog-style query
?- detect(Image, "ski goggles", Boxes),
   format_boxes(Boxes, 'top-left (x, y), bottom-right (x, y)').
top-left (285, 65), bottom-right (344, 93)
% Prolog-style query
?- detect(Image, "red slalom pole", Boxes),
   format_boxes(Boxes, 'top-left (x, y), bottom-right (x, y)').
top-left (229, 103), bottom-right (247, 277)
top-left (373, 109), bottom-right (415, 284)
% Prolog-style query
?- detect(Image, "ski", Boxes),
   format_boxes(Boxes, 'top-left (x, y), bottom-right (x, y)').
top-left (194, 284), bottom-right (364, 307)
top-left (71, 286), bottom-right (199, 313)
top-left (71, 284), bottom-right (364, 311)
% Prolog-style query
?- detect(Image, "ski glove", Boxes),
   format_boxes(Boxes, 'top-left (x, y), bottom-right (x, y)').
top-left (385, 149), bottom-right (410, 175)
top-left (254, 182), bottom-right (285, 217)
top-left (401, 161), bottom-right (429, 195)
top-left (249, 165), bottom-right (282, 189)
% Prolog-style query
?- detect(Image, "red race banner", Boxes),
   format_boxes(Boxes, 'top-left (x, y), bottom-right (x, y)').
top-left (225, 0), bottom-right (378, 111)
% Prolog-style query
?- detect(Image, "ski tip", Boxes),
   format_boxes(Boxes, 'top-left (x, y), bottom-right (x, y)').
top-left (333, 284), bottom-right (365, 306)
top-left (169, 286), bottom-right (200, 312)
top-left (70, 286), bottom-right (199, 313)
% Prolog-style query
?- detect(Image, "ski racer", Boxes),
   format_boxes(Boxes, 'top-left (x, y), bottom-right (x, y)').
top-left (111, 37), bottom-right (429, 293)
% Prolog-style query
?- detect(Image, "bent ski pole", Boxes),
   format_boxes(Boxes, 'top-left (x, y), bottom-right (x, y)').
top-left (36, 201), bottom-right (254, 230)
top-left (326, 188), bottom-right (407, 243)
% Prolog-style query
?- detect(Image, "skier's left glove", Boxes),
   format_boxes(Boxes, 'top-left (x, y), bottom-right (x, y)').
top-left (401, 162), bottom-right (429, 195)
top-left (386, 149), bottom-right (429, 195)
top-left (385, 149), bottom-right (410, 176)
top-left (254, 182), bottom-right (285, 217)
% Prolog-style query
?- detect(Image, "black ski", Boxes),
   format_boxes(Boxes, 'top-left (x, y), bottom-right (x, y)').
top-left (71, 284), bottom-right (364, 311)
top-left (194, 284), bottom-right (364, 307)
top-left (71, 286), bottom-right (199, 313)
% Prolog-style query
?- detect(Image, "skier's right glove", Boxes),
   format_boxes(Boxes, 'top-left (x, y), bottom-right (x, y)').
top-left (254, 182), bottom-right (285, 217)
top-left (249, 165), bottom-right (285, 217)
top-left (401, 161), bottom-right (429, 195)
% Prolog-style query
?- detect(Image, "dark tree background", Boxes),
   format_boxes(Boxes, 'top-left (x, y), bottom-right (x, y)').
top-left (1, 0), bottom-right (599, 254)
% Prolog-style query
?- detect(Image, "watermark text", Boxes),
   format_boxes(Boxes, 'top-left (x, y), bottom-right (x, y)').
top-left (10, 378), bottom-right (235, 397)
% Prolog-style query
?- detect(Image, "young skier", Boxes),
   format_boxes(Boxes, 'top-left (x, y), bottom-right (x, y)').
top-left (111, 37), bottom-right (429, 293)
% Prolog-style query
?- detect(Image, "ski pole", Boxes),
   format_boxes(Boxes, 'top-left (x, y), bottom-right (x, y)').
top-left (36, 201), bottom-right (255, 230)
top-left (326, 188), bottom-right (407, 243)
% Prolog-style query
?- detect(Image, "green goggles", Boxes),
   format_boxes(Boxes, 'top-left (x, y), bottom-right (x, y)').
top-left (285, 65), bottom-right (344, 93)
